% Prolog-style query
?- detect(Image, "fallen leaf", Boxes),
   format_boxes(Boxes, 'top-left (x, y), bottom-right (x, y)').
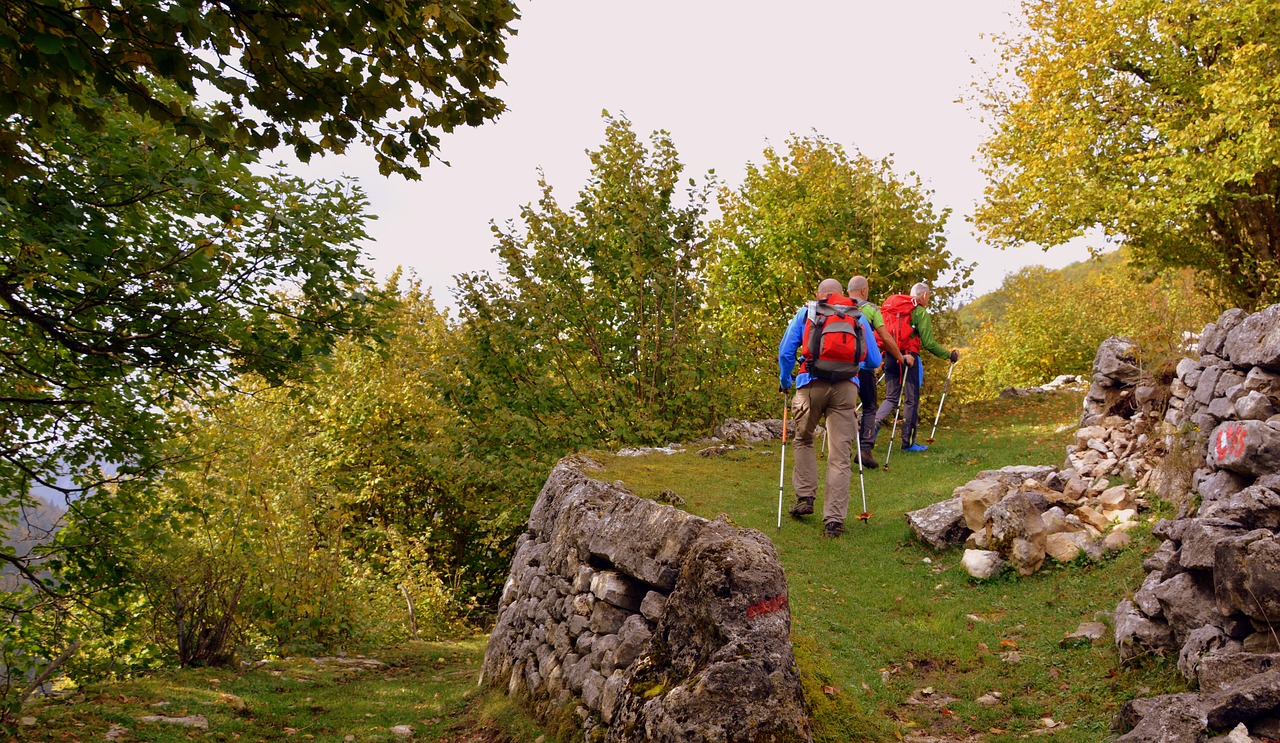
top-left (999, 638), bottom-right (1018, 649)
top-left (1048, 667), bottom-right (1061, 680)
top-left (822, 685), bottom-right (840, 697)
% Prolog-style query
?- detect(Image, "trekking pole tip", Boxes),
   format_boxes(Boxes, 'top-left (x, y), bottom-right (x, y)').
top-left (857, 512), bottom-right (872, 523)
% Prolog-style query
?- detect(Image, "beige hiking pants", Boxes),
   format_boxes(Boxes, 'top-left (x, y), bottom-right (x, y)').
top-left (791, 379), bottom-right (860, 526)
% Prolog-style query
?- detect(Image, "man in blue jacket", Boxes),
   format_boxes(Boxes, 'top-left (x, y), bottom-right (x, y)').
top-left (778, 278), bottom-right (882, 538)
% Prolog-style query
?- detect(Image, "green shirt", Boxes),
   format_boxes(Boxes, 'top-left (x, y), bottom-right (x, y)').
top-left (911, 306), bottom-right (950, 360)
top-left (855, 299), bottom-right (884, 330)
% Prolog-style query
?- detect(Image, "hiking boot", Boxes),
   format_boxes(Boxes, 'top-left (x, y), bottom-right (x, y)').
top-left (788, 497), bottom-right (815, 517)
top-left (903, 444), bottom-right (929, 452)
top-left (822, 521), bottom-right (844, 538)
top-left (859, 449), bottom-right (879, 469)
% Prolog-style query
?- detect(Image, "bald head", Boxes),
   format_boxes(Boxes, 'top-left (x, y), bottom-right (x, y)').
top-left (911, 282), bottom-right (931, 305)
top-left (847, 275), bottom-right (869, 300)
top-left (817, 278), bottom-right (844, 299)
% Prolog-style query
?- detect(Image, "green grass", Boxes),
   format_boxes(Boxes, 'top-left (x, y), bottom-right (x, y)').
top-left (19, 638), bottom-right (553, 742)
top-left (591, 391), bottom-right (1184, 742)
top-left (22, 392), bottom-right (1185, 742)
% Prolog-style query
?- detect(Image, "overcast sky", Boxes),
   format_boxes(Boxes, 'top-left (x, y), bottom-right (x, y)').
top-left (292, 0), bottom-right (1094, 311)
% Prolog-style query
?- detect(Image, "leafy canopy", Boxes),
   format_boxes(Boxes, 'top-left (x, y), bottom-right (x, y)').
top-left (1, 0), bottom-right (519, 179)
top-left (455, 113), bottom-right (731, 450)
top-left (975, 0), bottom-right (1280, 310)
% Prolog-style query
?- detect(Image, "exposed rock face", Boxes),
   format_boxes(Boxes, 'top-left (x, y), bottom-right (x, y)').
top-left (483, 459), bottom-right (811, 742)
top-left (1111, 305), bottom-right (1280, 742)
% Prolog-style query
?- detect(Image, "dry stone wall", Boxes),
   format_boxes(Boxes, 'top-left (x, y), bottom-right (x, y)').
top-left (482, 458), bottom-right (810, 743)
top-left (1112, 304), bottom-right (1280, 742)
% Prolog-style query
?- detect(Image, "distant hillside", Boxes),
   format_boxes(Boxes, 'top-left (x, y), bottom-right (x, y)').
top-left (2, 493), bottom-right (66, 590)
top-left (956, 249), bottom-right (1126, 338)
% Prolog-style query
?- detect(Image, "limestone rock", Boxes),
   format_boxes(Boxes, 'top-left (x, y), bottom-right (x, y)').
top-left (1203, 668), bottom-right (1280, 730)
top-left (1115, 602), bottom-right (1174, 663)
top-left (1197, 653), bottom-right (1280, 693)
top-left (961, 549), bottom-right (1004, 580)
top-left (1112, 693), bottom-right (1206, 742)
top-left (713, 419), bottom-right (781, 443)
top-left (1155, 572), bottom-right (1222, 646)
top-left (1214, 530), bottom-right (1280, 623)
top-left (985, 493), bottom-right (1047, 576)
top-left (1208, 420), bottom-right (1280, 477)
top-left (1223, 304), bottom-right (1280, 371)
top-left (1236, 390), bottom-right (1278, 421)
top-left (1177, 626), bottom-right (1237, 683)
top-left (608, 518), bottom-right (810, 743)
top-left (1094, 336), bottom-right (1144, 387)
top-left (1061, 621), bottom-right (1108, 647)
top-left (1179, 519), bottom-right (1248, 571)
top-left (905, 497), bottom-right (971, 550)
top-left (1199, 484), bottom-right (1280, 531)
top-left (1045, 531), bottom-right (1085, 563)
top-left (956, 478), bottom-right (1007, 532)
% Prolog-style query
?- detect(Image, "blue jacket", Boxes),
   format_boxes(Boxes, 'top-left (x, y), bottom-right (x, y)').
top-left (778, 304), bottom-right (881, 391)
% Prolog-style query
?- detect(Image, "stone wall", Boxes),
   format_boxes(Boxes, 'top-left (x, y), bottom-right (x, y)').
top-left (1112, 304), bottom-right (1280, 742)
top-left (481, 458), bottom-right (810, 743)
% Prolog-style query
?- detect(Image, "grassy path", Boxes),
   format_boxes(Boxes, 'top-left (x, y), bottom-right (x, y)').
top-left (595, 392), bottom-right (1183, 742)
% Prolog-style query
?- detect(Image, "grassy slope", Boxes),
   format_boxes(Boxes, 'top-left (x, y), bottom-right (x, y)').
top-left (23, 391), bottom-right (1184, 742)
top-left (591, 390), bottom-right (1182, 742)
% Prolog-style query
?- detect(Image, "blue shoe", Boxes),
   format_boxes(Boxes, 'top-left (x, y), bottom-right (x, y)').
top-left (903, 444), bottom-right (928, 452)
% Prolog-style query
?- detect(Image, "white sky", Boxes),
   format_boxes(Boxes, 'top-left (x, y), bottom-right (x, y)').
top-left (291, 0), bottom-right (1096, 311)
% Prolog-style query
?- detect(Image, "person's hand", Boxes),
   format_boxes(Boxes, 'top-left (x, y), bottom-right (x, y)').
top-left (949, 349), bottom-right (960, 363)
top-left (779, 377), bottom-right (793, 393)
top-left (903, 354), bottom-right (916, 367)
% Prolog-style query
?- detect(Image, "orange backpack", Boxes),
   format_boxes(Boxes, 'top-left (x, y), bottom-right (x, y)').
top-left (879, 293), bottom-right (922, 355)
top-left (800, 294), bottom-right (866, 381)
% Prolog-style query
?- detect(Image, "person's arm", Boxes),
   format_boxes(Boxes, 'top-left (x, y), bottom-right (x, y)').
top-left (778, 307), bottom-right (807, 390)
top-left (913, 307), bottom-right (951, 360)
top-left (860, 316), bottom-right (881, 370)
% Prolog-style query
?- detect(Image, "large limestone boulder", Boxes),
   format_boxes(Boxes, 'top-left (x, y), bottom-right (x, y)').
top-left (1214, 530), bottom-right (1280, 623)
top-left (985, 493), bottom-right (1047, 576)
top-left (956, 478), bottom-right (1006, 532)
top-left (1208, 420), bottom-right (1280, 477)
top-left (1093, 336), bottom-right (1144, 387)
top-left (1115, 599), bottom-right (1176, 661)
top-left (1113, 693), bottom-right (1208, 742)
top-left (1198, 484), bottom-right (1280, 530)
top-left (905, 497), bottom-right (971, 550)
top-left (1223, 304), bottom-right (1280, 371)
top-left (609, 518), bottom-right (810, 743)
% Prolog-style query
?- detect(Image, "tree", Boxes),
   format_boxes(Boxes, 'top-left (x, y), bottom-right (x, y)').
top-left (974, 0), bottom-right (1280, 310)
top-left (708, 134), bottom-right (970, 412)
top-left (66, 286), bottom-right (495, 670)
top-left (455, 113), bottom-right (729, 452)
top-left (1, 0), bottom-right (519, 180)
top-left (0, 94), bottom-right (375, 717)
top-left (955, 257), bottom-right (1220, 401)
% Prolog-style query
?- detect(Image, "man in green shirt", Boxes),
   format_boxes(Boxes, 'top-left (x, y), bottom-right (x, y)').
top-left (847, 275), bottom-right (909, 468)
top-left (873, 282), bottom-right (960, 452)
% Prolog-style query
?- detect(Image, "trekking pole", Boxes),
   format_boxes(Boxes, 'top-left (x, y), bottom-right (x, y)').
top-left (926, 360), bottom-right (956, 444)
top-left (883, 364), bottom-right (908, 471)
top-left (854, 433), bottom-right (871, 523)
top-left (777, 390), bottom-right (790, 533)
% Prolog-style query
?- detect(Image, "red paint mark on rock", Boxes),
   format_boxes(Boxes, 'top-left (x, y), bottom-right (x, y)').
top-left (746, 593), bottom-right (788, 620)
top-left (1215, 425), bottom-right (1247, 461)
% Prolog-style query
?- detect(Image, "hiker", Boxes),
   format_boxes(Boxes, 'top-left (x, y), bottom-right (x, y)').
top-left (846, 275), bottom-right (910, 469)
top-left (778, 278), bottom-right (881, 538)
top-left (872, 282), bottom-right (960, 453)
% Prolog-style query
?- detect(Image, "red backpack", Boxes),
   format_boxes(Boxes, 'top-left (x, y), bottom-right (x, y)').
top-left (880, 293), bottom-right (922, 355)
top-left (800, 293), bottom-right (866, 381)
